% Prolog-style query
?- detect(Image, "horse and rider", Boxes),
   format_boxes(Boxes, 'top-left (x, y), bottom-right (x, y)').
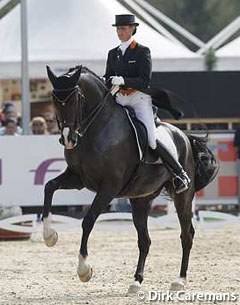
top-left (42, 14), bottom-right (218, 292)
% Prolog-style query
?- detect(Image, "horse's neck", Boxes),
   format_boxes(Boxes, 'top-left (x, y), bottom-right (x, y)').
top-left (84, 83), bottom-right (115, 117)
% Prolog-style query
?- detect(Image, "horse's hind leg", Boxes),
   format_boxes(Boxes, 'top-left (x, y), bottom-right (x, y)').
top-left (127, 196), bottom-right (153, 294)
top-left (171, 191), bottom-right (195, 291)
top-left (42, 168), bottom-right (83, 247)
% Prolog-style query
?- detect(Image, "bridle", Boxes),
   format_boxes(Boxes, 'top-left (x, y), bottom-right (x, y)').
top-left (52, 84), bottom-right (111, 139)
top-left (52, 85), bottom-right (81, 131)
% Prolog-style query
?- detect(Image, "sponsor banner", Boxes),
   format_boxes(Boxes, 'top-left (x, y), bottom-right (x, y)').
top-left (0, 135), bottom-right (95, 206)
top-left (0, 134), bottom-right (238, 206)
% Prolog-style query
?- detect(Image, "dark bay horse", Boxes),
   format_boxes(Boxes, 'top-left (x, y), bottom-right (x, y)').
top-left (43, 65), bottom-right (218, 293)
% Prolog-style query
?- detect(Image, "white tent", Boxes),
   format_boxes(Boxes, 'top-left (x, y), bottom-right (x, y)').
top-left (0, 0), bottom-right (204, 79)
top-left (216, 36), bottom-right (240, 70)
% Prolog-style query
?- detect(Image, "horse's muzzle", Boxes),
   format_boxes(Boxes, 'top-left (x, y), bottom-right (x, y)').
top-left (65, 140), bottom-right (76, 150)
top-left (62, 127), bottom-right (78, 149)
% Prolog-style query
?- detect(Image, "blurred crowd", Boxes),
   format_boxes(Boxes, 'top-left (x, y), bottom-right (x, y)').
top-left (0, 102), bottom-right (59, 136)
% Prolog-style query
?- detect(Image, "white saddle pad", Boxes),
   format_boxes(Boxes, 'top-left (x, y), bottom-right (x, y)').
top-left (125, 109), bottom-right (178, 162)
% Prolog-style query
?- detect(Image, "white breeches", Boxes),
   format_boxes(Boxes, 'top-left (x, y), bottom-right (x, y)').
top-left (116, 91), bottom-right (157, 149)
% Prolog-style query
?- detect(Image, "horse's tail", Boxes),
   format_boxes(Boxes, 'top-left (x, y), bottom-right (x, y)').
top-left (187, 133), bottom-right (219, 192)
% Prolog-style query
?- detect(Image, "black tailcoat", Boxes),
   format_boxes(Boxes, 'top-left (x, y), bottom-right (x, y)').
top-left (104, 40), bottom-right (183, 120)
top-left (104, 40), bottom-right (151, 91)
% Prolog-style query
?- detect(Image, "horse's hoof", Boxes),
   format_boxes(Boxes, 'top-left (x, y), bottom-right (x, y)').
top-left (127, 281), bottom-right (141, 294)
top-left (44, 231), bottom-right (58, 247)
top-left (77, 266), bottom-right (93, 282)
top-left (170, 278), bottom-right (186, 291)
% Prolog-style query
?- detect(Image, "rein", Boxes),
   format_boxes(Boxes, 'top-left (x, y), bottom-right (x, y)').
top-left (76, 90), bottom-right (112, 137)
top-left (52, 85), bottom-right (112, 138)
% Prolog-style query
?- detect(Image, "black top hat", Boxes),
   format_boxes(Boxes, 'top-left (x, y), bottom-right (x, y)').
top-left (112, 14), bottom-right (139, 27)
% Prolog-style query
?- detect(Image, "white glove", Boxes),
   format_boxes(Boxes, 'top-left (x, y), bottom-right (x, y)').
top-left (111, 76), bottom-right (125, 86)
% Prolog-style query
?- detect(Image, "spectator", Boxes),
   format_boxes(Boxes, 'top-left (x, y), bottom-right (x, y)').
top-left (0, 118), bottom-right (20, 136)
top-left (30, 117), bottom-right (49, 135)
top-left (43, 112), bottom-right (59, 134)
top-left (0, 102), bottom-right (18, 126)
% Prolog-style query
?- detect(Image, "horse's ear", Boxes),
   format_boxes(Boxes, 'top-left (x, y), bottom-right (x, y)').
top-left (46, 65), bottom-right (57, 87)
top-left (71, 66), bottom-right (82, 85)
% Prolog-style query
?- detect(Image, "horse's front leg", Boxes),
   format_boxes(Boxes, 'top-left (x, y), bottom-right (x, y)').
top-left (77, 193), bottom-right (113, 282)
top-left (127, 197), bottom-right (152, 294)
top-left (42, 168), bottom-right (83, 247)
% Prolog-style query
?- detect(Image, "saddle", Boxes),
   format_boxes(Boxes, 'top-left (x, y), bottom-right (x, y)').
top-left (124, 106), bottom-right (177, 164)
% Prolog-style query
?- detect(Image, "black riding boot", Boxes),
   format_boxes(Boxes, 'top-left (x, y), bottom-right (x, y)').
top-left (154, 140), bottom-right (190, 193)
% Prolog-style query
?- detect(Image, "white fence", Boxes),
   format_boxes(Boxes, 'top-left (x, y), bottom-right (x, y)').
top-left (0, 134), bottom-right (238, 207)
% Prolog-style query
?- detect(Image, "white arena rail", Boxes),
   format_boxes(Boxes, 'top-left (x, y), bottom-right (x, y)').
top-left (0, 211), bottom-right (239, 237)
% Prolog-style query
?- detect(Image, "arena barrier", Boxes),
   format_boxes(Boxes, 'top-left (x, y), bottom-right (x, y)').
top-left (0, 211), bottom-right (239, 237)
top-left (0, 133), bottom-right (238, 207)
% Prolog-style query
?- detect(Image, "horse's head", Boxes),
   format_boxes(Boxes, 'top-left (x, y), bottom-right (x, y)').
top-left (47, 65), bottom-right (83, 149)
top-left (47, 65), bottom-right (111, 149)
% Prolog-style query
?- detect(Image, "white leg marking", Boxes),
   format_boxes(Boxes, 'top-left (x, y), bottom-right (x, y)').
top-left (77, 254), bottom-right (93, 282)
top-left (170, 277), bottom-right (186, 291)
top-left (127, 280), bottom-right (141, 294)
top-left (43, 213), bottom-right (58, 247)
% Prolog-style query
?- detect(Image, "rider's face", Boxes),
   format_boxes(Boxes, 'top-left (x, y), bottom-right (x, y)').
top-left (116, 25), bottom-right (135, 42)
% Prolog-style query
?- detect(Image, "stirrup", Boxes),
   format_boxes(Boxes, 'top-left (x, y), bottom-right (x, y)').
top-left (173, 171), bottom-right (190, 194)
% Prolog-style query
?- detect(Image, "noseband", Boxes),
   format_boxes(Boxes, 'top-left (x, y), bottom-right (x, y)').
top-left (52, 85), bottom-right (111, 138)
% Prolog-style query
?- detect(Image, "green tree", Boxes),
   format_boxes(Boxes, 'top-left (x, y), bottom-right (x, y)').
top-left (147, 0), bottom-right (240, 41)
